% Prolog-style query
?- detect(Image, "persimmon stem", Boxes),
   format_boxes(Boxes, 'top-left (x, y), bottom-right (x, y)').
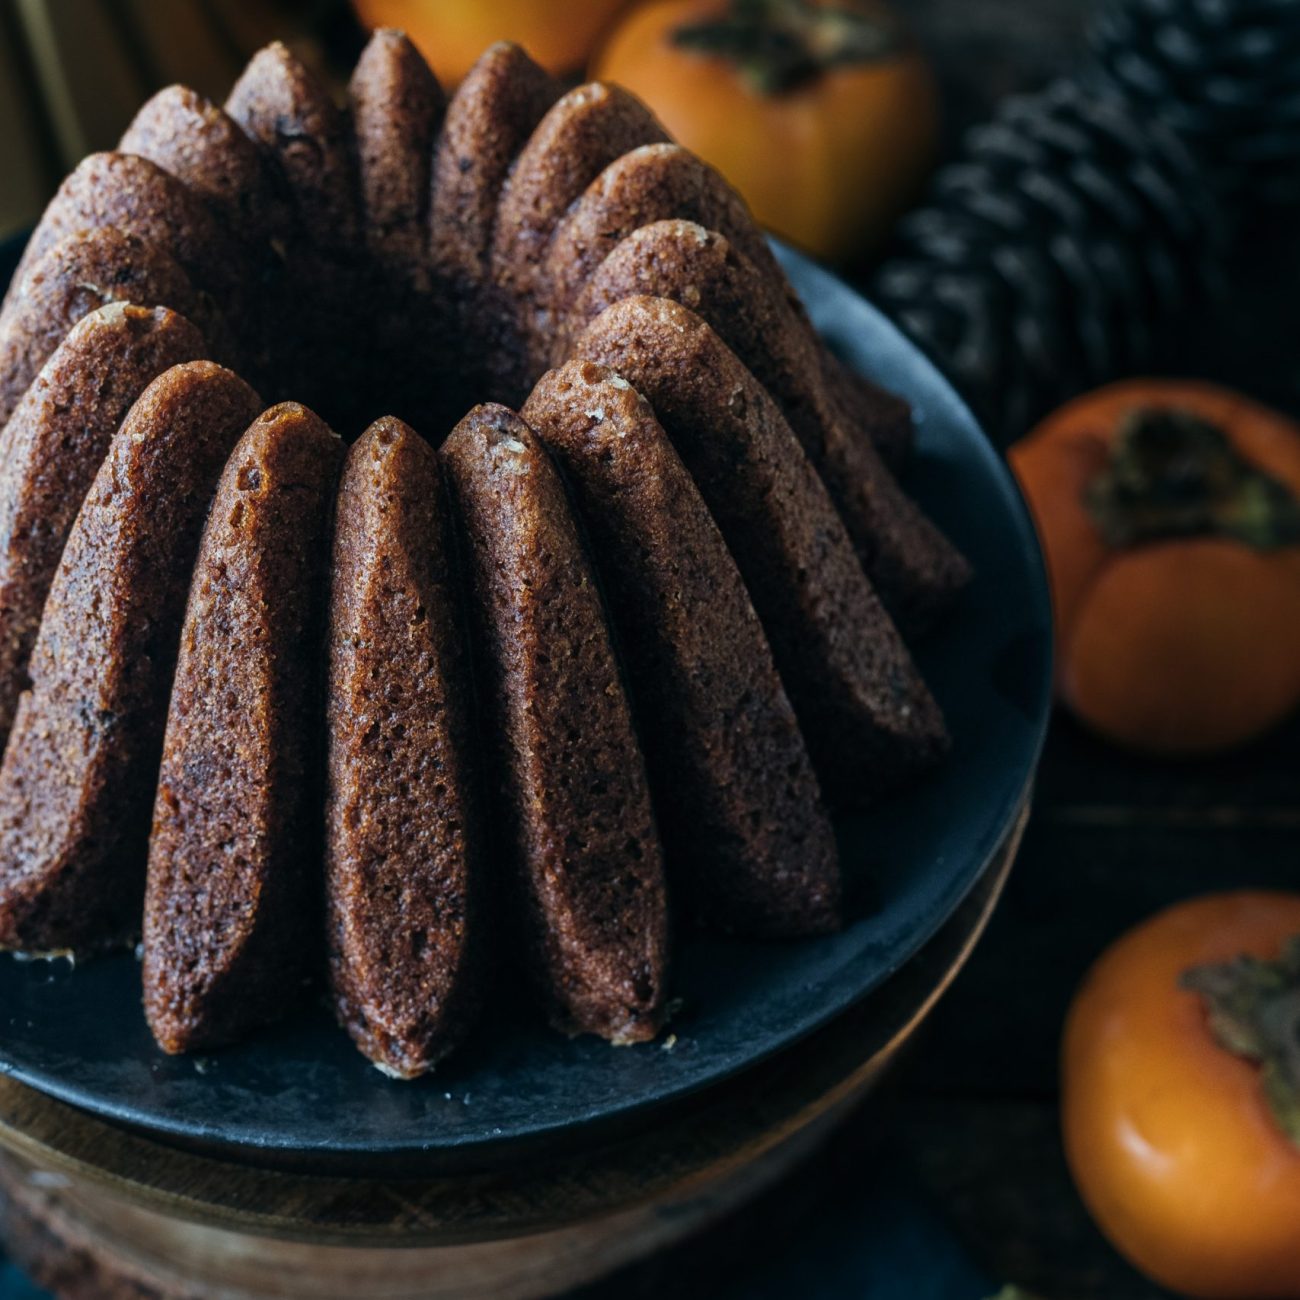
top-left (1086, 407), bottom-right (1300, 550)
top-left (670, 0), bottom-right (901, 95)
top-left (1182, 938), bottom-right (1300, 1149)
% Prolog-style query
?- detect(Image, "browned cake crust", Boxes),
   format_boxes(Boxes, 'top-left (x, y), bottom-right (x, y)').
top-left (573, 220), bottom-right (971, 634)
top-left (491, 82), bottom-right (668, 395)
top-left (542, 143), bottom-right (912, 471)
top-left (0, 33), bottom-right (967, 1066)
top-left (823, 354), bottom-right (914, 473)
top-left (542, 142), bottom-right (782, 324)
top-left (0, 229), bottom-right (203, 427)
top-left (225, 42), bottom-right (359, 255)
top-left (0, 361), bottom-right (261, 955)
top-left (7, 153), bottom-right (248, 332)
top-left (225, 44), bottom-right (367, 424)
top-left (443, 404), bottom-right (670, 1040)
top-left (345, 32), bottom-right (449, 430)
top-left (523, 363), bottom-right (840, 938)
top-left (143, 402), bottom-right (342, 1055)
top-left (426, 44), bottom-right (559, 418)
top-left (350, 29), bottom-right (444, 287)
top-left (326, 418), bottom-right (486, 1077)
top-left (429, 42), bottom-right (560, 299)
top-left (0, 304), bottom-right (208, 749)
top-left (575, 297), bottom-right (948, 806)
top-left (116, 87), bottom-right (291, 396)
top-left (118, 84), bottom-right (294, 250)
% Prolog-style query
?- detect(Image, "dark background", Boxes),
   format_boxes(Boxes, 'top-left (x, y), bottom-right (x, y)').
top-left (1, 1), bottom-right (1297, 1296)
top-left (601, 1), bottom-right (1300, 1294)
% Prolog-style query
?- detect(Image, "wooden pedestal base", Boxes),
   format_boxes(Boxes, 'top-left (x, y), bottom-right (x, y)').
top-left (0, 1110), bottom-right (846, 1300)
top-left (0, 803), bottom-right (1026, 1299)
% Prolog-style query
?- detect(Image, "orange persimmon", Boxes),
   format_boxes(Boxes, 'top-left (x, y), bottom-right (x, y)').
top-left (1010, 380), bottom-right (1300, 755)
top-left (350, 0), bottom-right (630, 85)
top-left (592, 0), bottom-right (938, 261)
top-left (1063, 892), bottom-right (1300, 1298)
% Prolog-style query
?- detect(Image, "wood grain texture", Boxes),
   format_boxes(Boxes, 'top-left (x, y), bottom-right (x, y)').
top-left (886, 716), bottom-right (1300, 1299)
top-left (0, 1124), bottom-right (840, 1300)
top-left (0, 808), bottom-right (1025, 1296)
top-left (0, 803), bottom-right (1023, 1242)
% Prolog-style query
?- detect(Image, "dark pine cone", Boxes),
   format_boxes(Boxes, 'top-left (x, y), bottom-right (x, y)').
top-left (1086, 0), bottom-right (1300, 208)
top-left (872, 77), bottom-right (1224, 444)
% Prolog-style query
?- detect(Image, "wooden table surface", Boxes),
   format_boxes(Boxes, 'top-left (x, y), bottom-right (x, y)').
top-left (0, 2), bottom-right (1296, 1297)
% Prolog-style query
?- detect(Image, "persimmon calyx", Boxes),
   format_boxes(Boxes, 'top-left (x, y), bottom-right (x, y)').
top-left (671, 0), bottom-right (902, 94)
top-left (1182, 937), bottom-right (1300, 1148)
top-left (1085, 407), bottom-right (1300, 550)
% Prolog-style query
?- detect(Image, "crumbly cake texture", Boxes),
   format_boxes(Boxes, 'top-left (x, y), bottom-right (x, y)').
top-left (444, 405), bottom-right (669, 1042)
top-left (0, 304), bottom-right (208, 747)
top-left (573, 219), bottom-right (971, 634)
top-left (350, 30), bottom-right (445, 286)
top-left (531, 135), bottom-right (913, 480)
top-left (538, 140), bottom-right (913, 475)
top-left (523, 363), bottom-right (841, 937)
top-left (823, 356), bottom-right (915, 474)
top-left (7, 153), bottom-right (248, 340)
top-left (119, 84), bottom-right (294, 252)
top-left (0, 361), bottom-right (261, 954)
top-left (0, 229), bottom-right (204, 427)
top-left (492, 82), bottom-right (669, 396)
top-left (575, 297), bottom-right (948, 806)
top-left (430, 42), bottom-right (560, 292)
top-left (143, 403), bottom-right (342, 1055)
top-left (543, 142), bottom-right (785, 323)
top-left (347, 32), bottom-right (450, 431)
top-left (224, 42), bottom-right (366, 425)
top-left (326, 419), bottom-right (485, 1078)
top-left (0, 28), bottom-right (974, 1066)
top-left (225, 42), bottom-right (359, 256)
top-left (427, 42), bottom-right (562, 425)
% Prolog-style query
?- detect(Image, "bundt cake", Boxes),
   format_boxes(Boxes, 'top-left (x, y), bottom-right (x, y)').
top-left (443, 405), bottom-right (668, 1047)
top-left (143, 403), bottom-right (342, 1054)
top-left (522, 363), bottom-right (840, 936)
top-left (0, 304), bottom-right (207, 745)
top-left (0, 362), bottom-right (262, 953)
top-left (0, 30), bottom-right (970, 1075)
top-left (326, 418), bottom-right (486, 1079)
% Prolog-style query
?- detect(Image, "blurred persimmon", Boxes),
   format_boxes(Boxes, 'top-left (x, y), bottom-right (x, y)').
top-left (592, 0), bottom-right (938, 261)
top-left (1064, 892), bottom-right (1300, 1298)
top-left (350, 0), bottom-right (629, 85)
top-left (1011, 380), bottom-right (1300, 755)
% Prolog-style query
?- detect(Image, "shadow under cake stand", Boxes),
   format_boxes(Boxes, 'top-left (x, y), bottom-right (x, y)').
top-left (0, 799), bottom-right (1027, 1300)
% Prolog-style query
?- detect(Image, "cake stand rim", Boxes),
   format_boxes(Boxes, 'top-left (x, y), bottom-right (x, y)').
top-left (0, 794), bottom-right (1027, 1250)
top-left (0, 231), bottom-right (1053, 1163)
